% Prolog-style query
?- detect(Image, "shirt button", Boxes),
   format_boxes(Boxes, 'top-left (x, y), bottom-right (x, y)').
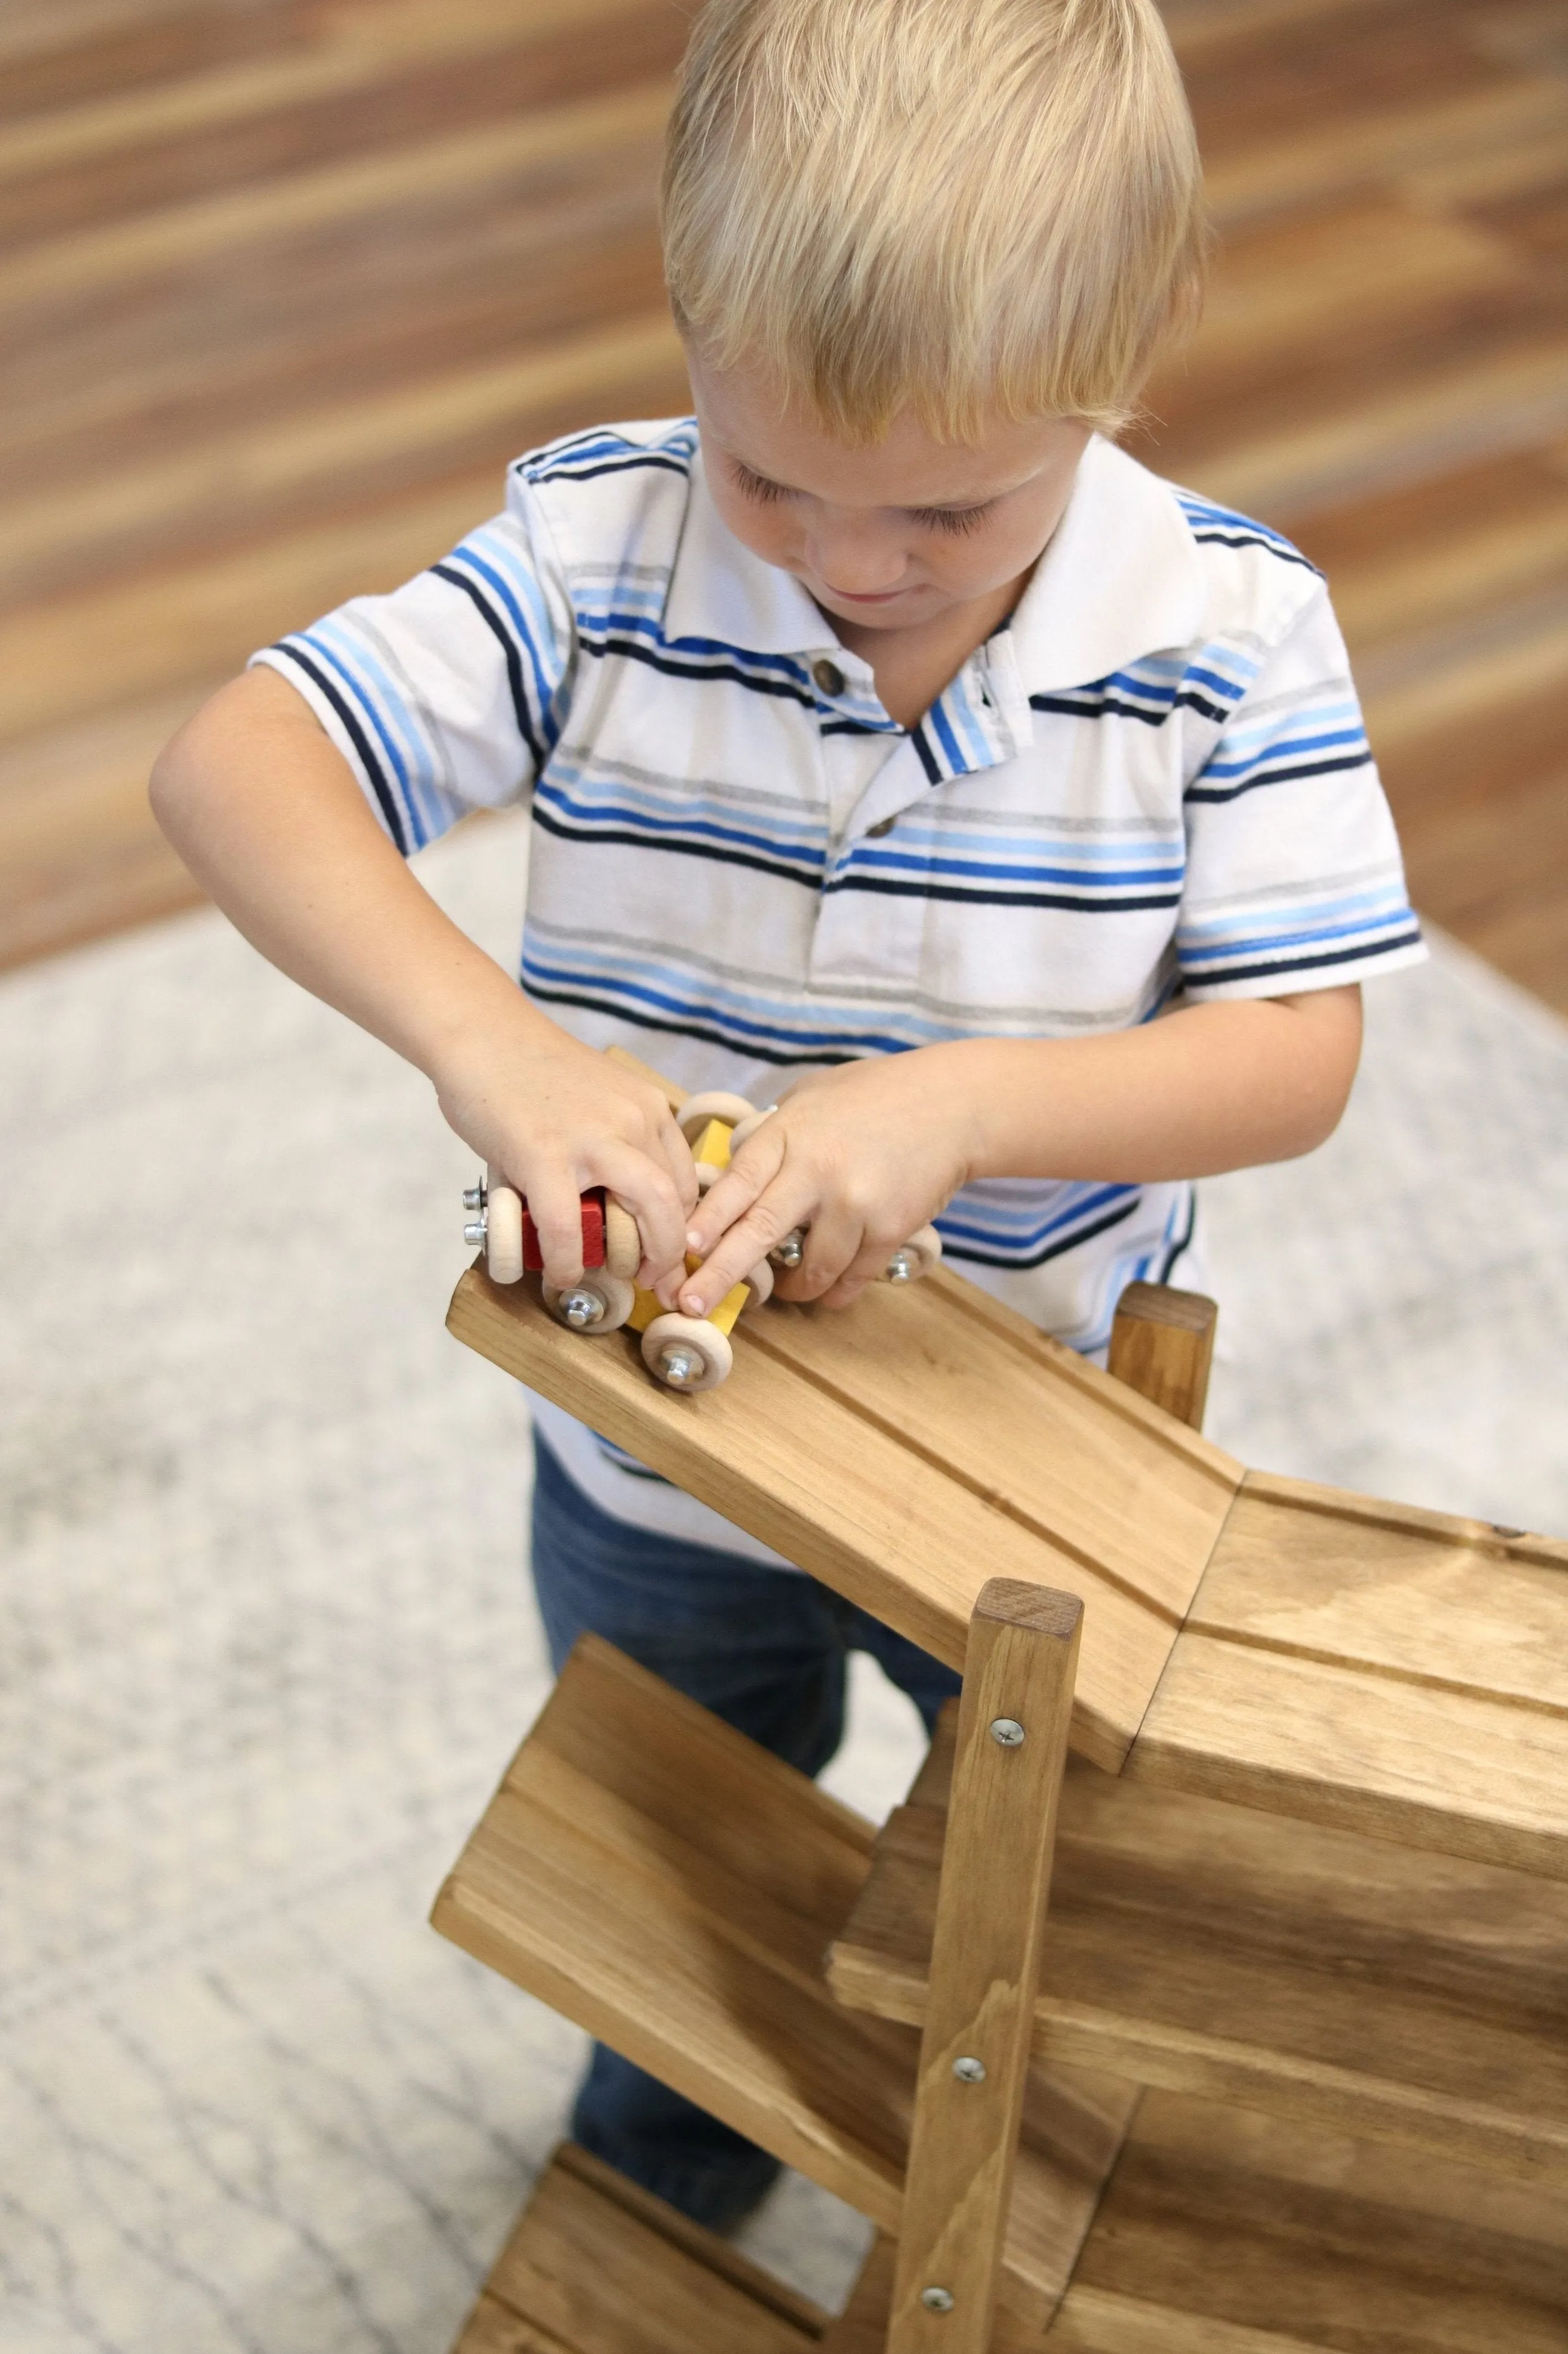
top-left (811, 658), bottom-right (846, 698)
top-left (866, 817), bottom-right (895, 837)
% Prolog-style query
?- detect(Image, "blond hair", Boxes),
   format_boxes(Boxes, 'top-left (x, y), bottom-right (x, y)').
top-left (662, 0), bottom-right (1206, 442)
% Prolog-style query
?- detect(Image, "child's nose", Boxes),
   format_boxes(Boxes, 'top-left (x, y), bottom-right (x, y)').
top-left (808, 518), bottom-right (908, 595)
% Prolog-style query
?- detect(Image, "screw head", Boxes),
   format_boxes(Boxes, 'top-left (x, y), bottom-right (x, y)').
top-left (920, 2287), bottom-right (955, 2313)
top-left (990, 1716), bottom-right (1026, 1747)
top-left (462, 1183), bottom-right (485, 1211)
top-left (660, 1345), bottom-right (701, 1387)
top-left (463, 1219), bottom-right (487, 1247)
top-left (560, 1288), bottom-right (605, 1329)
top-left (885, 1249), bottom-right (913, 1283)
top-left (773, 1230), bottom-right (805, 1269)
top-left (952, 2055), bottom-right (987, 2083)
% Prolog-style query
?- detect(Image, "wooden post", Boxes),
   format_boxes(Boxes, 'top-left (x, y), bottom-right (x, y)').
top-left (1108, 1281), bottom-right (1218, 1431)
top-left (885, 1579), bottom-right (1083, 2354)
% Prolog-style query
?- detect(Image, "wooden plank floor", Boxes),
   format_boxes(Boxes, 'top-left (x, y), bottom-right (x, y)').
top-left (2, 0), bottom-right (1566, 1005)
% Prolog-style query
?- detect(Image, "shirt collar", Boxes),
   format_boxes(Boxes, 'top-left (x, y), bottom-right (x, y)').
top-left (1006, 434), bottom-right (1205, 692)
top-left (660, 429), bottom-right (1206, 729)
top-left (662, 446), bottom-right (840, 657)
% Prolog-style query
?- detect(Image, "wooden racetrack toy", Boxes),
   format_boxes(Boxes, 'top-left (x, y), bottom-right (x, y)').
top-left (459, 1091), bottom-right (942, 1392)
top-left (435, 1045), bottom-right (1568, 2351)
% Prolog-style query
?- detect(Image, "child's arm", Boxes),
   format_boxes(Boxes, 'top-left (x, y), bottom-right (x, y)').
top-left (673, 986), bottom-right (1362, 1314)
top-left (151, 668), bottom-right (698, 1285)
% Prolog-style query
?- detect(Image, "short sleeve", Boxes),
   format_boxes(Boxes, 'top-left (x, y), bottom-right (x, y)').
top-left (249, 484), bottom-right (574, 855)
top-left (1176, 584), bottom-right (1426, 998)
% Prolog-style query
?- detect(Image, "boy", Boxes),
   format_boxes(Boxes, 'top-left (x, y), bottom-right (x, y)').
top-left (152, 0), bottom-right (1422, 2230)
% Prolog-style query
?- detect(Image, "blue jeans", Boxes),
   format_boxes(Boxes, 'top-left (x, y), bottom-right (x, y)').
top-left (529, 1430), bottom-right (961, 2229)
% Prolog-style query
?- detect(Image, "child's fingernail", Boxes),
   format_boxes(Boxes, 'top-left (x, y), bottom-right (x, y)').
top-left (680, 1287), bottom-right (703, 1316)
top-left (686, 1229), bottom-right (703, 1253)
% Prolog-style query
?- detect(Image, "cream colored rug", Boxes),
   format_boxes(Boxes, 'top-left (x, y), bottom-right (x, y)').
top-left (2, 812), bottom-right (1565, 2352)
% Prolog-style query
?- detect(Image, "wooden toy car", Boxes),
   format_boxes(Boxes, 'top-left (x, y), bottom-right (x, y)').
top-left (462, 1091), bottom-right (941, 1392)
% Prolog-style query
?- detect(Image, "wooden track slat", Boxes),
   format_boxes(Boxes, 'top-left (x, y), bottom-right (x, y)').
top-left (830, 1711), bottom-right (1568, 2179)
top-left (431, 1636), bottom-right (1139, 2337)
top-left (445, 1263), bottom-right (1199, 1770)
top-left (450, 2142), bottom-right (829, 2353)
top-left (1051, 2090), bottom-right (1568, 2353)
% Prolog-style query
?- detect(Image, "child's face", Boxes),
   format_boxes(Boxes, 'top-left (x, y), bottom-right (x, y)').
top-left (688, 347), bottom-right (1091, 638)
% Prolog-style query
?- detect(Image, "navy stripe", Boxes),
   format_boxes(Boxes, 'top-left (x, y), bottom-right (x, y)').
top-left (527, 452), bottom-right (693, 487)
top-left (1157, 1188), bottom-right (1197, 1283)
top-left (910, 724), bottom-right (943, 784)
top-left (530, 802), bottom-right (820, 890)
top-left (273, 643), bottom-right (409, 855)
top-left (431, 564), bottom-right (546, 768)
top-left (1031, 688), bottom-right (1231, 728)
top-left (821, 716), bottom-right (903, 738)
top-left (578, 632), bottom-right (816, 708)
top-left (523, 981), bottom-right (861, 1066)
top-left (824, 874), bottom-right (1180, 913)
top-left (1190, 530), bottom-right (1319, 575)
top-left (941, 1194), bottom-right (1141, 1271)
top-left (1186, 749), bottom-right (1374, 804)
top-left (1189, 928), bottom-right (1423, 987)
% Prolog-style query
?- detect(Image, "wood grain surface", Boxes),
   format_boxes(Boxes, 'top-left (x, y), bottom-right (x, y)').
top-left (831, 1702), bottom-right (1568, 2182)
top-left (3, 0), bottom-right (1566, 1002)
top-left (887, 1582), bottom-right (1082, 2351)
top-left (430, 1634), bottom-right (1139, 2342)
top-left (447, 1248), bottom-right (1568, 1869)
top-left (445, 1255), bottom-right (1244, 1772)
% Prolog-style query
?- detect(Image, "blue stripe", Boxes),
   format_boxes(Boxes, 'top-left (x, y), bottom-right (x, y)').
top-left (1181, 908), bottom-right (1417, 964)
top-left (533, 779), bottom-right (823, 873)
top-left (445, 545), bottom-right (562, 740)
top-left (287, 628), bottom-right (432, 843)
top-left (839, 846), bottom-right (1183, 888)
top-left (272, 642), bottom-right (408, 855)
top-left (1186, 750), bottom-right (1374, 805)
top-left (1189, 928), bottom-right (1424, 987)
top-left (530, 805), bottom-right (819, 891)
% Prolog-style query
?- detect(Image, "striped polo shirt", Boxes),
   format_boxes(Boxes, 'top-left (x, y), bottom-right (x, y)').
top-left (256, 417), bottom-right (1422, 1557)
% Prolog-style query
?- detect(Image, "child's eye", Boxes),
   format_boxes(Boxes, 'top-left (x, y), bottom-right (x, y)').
top-left (911, 502), bottom-right (994, 536)
top-left (733, 464), bottom-right (790, 504)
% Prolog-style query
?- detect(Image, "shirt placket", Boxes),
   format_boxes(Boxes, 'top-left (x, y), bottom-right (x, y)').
top-left (805, 638), bottom-right (1031, 995)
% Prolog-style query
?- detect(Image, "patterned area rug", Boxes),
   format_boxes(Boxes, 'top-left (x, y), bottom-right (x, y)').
top-left (3, 812), bottom-right (1565, 2353)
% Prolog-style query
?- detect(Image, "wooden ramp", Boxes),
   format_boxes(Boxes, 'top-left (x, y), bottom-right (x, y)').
top-left (432, 1635), bottom-right (1139, 2345)
top-left (831, 1704), bottom-right (1568, 2183)
top-left (447, 1256), bottom-right (1568, 1874)
top-left (436, 1634), bottom-right (1568, 2351)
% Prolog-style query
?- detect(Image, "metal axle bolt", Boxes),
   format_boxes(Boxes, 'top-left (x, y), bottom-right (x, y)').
top-left (660, 1346), bottom-right (701, 1387)
top-left (989, 1716), bottom-right (1026, 1747)
top-left (462, 1183), bottom-right (485, 1211)
top-left (952, 2055), bottom-right (987, 2083)
top-left (560, 1288), bottom-right (604, 1330)
top-left (773, 1230), bottom-right (805, 1269)
top-left (920, 2287), bottom-right (955, 2313)
top-left (885, 1248), bottom-right (913, 1283)
top-left (463, 1219), bottom-right (487, 1247)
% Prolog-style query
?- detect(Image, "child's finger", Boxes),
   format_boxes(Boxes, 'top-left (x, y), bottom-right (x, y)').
top-left (525, 1165), bottom-right (589, 1286)
top-left (673, 1171), bottom-right (816, 1317)
top-left (593, 1141), bottom-right (692, 1281)
top-left (685, 1129), bottom-right (783, 1258)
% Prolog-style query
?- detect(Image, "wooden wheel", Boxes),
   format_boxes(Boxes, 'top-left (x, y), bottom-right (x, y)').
top-left (542, 1273), bottom-right (636, 1334)
top-left (603, 1198), bottom-right (642, 1281)
top-left (882, 1223), bottom-right (942, 1283)
top-left (640, 1313), bottom-right (733, 1392)
top-left (727, 1105), bottom-right (777, 1153)
top-left (677, 1091), bottom-right (757, 1146)
top-left (485, 1169), bottom-right (525, 1284)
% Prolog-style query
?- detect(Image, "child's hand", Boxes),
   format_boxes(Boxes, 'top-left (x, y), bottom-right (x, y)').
top-left (673, 1053), bottom-right (976, 1316)
top-left (434, 1015), bottom-right (697, 1288)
